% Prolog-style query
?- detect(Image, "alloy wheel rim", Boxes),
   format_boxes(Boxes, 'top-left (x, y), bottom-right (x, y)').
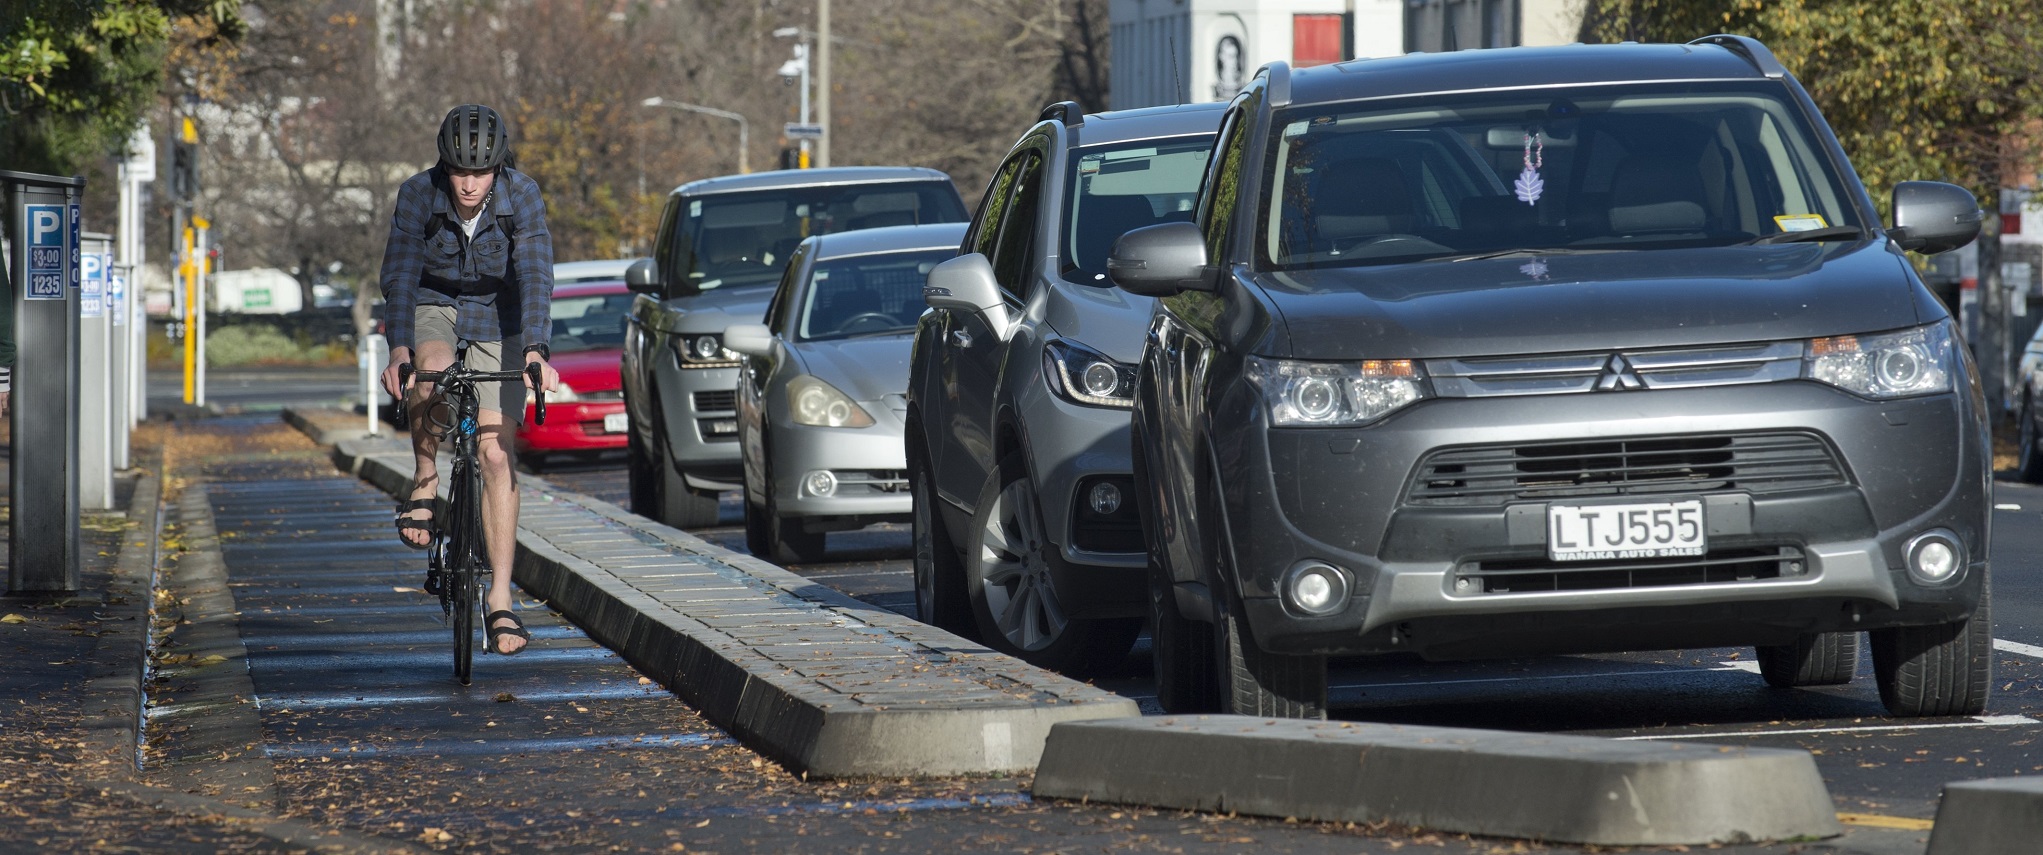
top-left (976, 475), bottom-right (1066, 651)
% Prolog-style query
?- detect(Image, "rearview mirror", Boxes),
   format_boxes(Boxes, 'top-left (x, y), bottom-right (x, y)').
top-left (1889, 181), bottom-right (1983, 255)
top-left (625, 257), bottom-right (661, 294)
top-left (723, 323), bottom-right (773, 357)
top-left (1108, 221), bottom-right (1215, 296)
top-left (923, 253), bottom-right (1010, 332)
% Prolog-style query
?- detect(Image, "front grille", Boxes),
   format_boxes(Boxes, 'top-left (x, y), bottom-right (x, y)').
top-left (1456, 546), bottom-right (1806, 594)
top-left (1405, 432), bottom-right (1846, 506)
top-left (692, 389), bottom-right (737, 412)
top-left (832, 470), bottom-right (909, 495)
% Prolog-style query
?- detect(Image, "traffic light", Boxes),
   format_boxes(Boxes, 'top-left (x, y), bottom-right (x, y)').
top-left (171, 116), bottom-right (199, 201)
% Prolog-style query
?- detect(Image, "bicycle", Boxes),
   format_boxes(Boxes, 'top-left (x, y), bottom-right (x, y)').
top-left (399, 353), bottom-right (547, 685)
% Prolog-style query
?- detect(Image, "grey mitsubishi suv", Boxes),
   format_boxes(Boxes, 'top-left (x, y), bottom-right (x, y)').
top-left (1111, 37), bottom-right (1990, 718)
top-left (909, 101), bottom-right (1223, 671)
top-left (622, 168), bottom-right (966, 528)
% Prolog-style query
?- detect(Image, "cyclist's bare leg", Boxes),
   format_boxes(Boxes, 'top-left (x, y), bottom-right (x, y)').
top-left (400, 339), bottom-right (456, 547)
top-left (476, 409), bottom-right (527, 653)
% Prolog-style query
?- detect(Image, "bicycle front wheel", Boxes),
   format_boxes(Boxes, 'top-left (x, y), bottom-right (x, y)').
top-left (448, 462), bottom-right (483, 685)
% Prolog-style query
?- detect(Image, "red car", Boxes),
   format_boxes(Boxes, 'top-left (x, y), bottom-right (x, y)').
top-left (518, 280), bottom-right (635, 465)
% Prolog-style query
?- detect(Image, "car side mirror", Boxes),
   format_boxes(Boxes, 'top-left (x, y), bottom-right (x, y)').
top-left (625, 257), bottom-right (661, 294)
top-left (1888, 181), bottom-right (1983, 255)
top-left (1107, 221), bottom-right (1216, 296)
top-left (724, 323), bottom-right (773, 357)
top-left (923, 253), bottom-right (1010, 333)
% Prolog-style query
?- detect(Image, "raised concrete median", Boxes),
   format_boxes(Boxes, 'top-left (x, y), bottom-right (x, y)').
top-left (1031, 715), bottom-right (1842, 846)
top-left (1926, 776), bottom-right (2043, 855)
top-left (287, 408), bottom-right (1138, 778)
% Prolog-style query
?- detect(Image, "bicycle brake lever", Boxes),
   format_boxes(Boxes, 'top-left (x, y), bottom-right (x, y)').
top-left (527, 362), bottom-right (547, 425)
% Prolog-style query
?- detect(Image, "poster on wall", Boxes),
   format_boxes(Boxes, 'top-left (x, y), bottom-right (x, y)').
top-left (1205, 14), bottom-right (1250, 102)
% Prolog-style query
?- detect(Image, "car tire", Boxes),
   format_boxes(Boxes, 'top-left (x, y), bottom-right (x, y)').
top-left (1148, 558), bottom-right (1218, 713)
top-left (653, 447), bottom-right (722, 530)
top-left (2018, 397), bottom-right (2043, 483)
top-left (764, 489), bottom-right (827, 565)
top-left (910, 443), bottom-right (974, 636)
top-left (966, 452), bottom-right (1140, 675)
top-left (742, 472), bottom-right (771, 558)
top-left (625, 414), bottom-right (657, 517)
top-left (1871, 581), bottom-right (1992, 717)
top-left (1756, 631), bottom-right (1860, 687)
top-left (1211, 548), bottom-right (1326, 719)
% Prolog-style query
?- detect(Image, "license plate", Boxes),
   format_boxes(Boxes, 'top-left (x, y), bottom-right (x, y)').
top-left (603, 412), bottom-right (628, 433)
top-left (1547, 500), bottom-right (1705, 562)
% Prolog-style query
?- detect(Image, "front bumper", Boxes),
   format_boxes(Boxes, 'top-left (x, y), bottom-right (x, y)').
top-left (1212, 382), bottom-right (1990, 659)
top-left (518, 400), bottom-right (627, 452)
top-left (656, 363), bottom-right (744, 486)
top-left (768, 415), bottom-right (912, 523)
top-left (1014, 371), bottom-right (1148, 617)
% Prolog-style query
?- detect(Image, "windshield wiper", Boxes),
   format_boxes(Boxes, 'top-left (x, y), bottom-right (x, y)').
top-left (1744, 226), bottom-right (1864, 245)
top-left (1434, 247), bottom-right (1609, 263)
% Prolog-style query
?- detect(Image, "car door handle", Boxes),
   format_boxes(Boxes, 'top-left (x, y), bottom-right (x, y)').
top-left (950, 329), bottom-right (973, 348)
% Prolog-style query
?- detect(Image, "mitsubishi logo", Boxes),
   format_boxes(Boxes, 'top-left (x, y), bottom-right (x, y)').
top-left (1595, 354), bottom-right (1647, 391)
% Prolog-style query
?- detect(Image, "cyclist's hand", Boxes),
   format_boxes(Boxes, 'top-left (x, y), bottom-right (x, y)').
top-left (525, 352), bottom-right (560, 393)
top-left (382, 346), bottom-right (414, 400)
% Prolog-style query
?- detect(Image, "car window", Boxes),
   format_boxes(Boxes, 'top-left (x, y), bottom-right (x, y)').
top-left (1258, 82), bottom-right (1864, 269)
top-left (652, 199), bottom-right (680, 288)
top-left (665, 181), bottom-right (967, 292)
top-left (1061, 136), bottom-right (1213, 285)
top-left (797, 248), bottom-right (956, 341)
top-left (549, 292), bottom-right (635, 352)
top-left (763, 242), bottom-right (810, 331)
top-left (968, 155), bottom-right (1026, 260)
top-left (990, 152), bottom-right (1046, 303)
top-left (1200, 95), bottom-right (1259, 263)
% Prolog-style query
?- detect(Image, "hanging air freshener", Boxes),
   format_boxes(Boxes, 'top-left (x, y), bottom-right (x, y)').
top-left (1514, 132), bottom-right (1545, 206)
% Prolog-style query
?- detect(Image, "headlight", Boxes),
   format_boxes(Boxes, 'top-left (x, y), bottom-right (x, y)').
top-left (1804, 322), bottom-right (1953, 399)
top-left (672, 333), bottom-right (740, 367)
top-left (1245, 355), bottom-right (1431, 426)
top-left (788, 375), bottom-right (874, 428)
top-left (1042, 339), bottom-right (1136, 408)
top-left (526, 381), bottom-right (578, 405)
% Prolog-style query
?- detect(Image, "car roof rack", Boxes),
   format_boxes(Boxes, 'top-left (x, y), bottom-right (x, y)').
top-left (1258, 61), bottom-right (1292, 107)
top-left (1039, 101), bottom-right (1084, 128)
top-left (1688, 34), bottom-right (1786, 79)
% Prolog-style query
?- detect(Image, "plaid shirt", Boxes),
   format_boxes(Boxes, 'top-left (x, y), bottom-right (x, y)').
top-left (379, 165), bottom-right (553, 353)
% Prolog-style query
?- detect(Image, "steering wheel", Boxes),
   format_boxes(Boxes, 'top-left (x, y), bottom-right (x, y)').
top-left (835, 312), bottom-right (900, 334)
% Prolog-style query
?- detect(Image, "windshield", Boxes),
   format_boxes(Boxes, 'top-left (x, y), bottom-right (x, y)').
top-left (1259, 82), bottom-right (1864, 270)
top-left (797, 248), bottom-right (956, 341)
top-left (550, 291), bottom-right (635, 353)
top-left (673, 181), bottom-right (967, 291)
top-left (1063, 136), bottom-right (1214, 284)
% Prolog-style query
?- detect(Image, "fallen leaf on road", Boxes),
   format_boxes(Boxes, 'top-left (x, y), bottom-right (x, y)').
top-left (0, 614), bottom-right (27, 624)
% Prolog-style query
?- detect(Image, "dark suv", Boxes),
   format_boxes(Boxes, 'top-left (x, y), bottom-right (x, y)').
top-left (1112, 36), bottom-right (1988, 718)
top-left (622, 168), bottom-right (966, 528)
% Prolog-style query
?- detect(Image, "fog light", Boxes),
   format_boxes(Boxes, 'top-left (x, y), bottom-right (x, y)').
top-left (1088, 482), bottom-right (1123, 515)
top-left (804, 470), bottom-right (837, 498)
top-left (1905, 531), bottom-right (1963, 585)
top-left (1284, 561), bottom-right (1349, 616)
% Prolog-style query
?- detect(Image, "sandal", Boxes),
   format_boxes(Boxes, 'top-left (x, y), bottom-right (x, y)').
top-left (486, 610), bottom-right (533, 656)
top-left (394, 496), bottom-right (440, 550)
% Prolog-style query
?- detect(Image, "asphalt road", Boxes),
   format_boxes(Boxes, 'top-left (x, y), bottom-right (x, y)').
top-left (541, 458), bottom-right (2043, 835)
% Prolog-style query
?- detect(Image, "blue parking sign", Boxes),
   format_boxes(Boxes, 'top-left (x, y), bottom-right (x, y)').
top-left (24, 203), bottom-right (65, 300)
top-left (81, 252), bottom-right (106, 318)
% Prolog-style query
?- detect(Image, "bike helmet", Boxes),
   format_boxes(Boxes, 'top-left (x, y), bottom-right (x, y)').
top-left (437, 104), bottom-right (511, 171)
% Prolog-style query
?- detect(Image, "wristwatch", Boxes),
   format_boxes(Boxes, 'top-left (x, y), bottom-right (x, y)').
top-left (523, 343), bottom-right (550, 361)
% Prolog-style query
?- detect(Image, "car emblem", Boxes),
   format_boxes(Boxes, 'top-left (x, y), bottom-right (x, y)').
top-left (1595, 354), bottom-right (1647, 391)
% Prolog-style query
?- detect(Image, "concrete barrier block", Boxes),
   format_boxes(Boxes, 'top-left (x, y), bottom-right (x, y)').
top-left (1926, 776), bottom-right (2043, 855)
top-left (1033, 716), bottom-right (1841, 846)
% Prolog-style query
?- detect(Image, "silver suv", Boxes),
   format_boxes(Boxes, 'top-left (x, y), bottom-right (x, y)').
top-left (908, 101), bottom-right (1223, 671)
top-left (622, 168), bottom-right (966, 528)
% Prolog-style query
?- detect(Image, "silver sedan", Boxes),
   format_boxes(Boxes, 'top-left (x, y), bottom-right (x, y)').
top-left (726, 223), bottom-right (967, 563)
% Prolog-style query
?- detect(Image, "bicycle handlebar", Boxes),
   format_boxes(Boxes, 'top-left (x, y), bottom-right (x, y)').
top-left (397, 362), bottom-right (547, 425)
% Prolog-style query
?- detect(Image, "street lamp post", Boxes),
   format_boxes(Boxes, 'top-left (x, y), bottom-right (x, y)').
top-left (641, 97), bottom-right (750, 175)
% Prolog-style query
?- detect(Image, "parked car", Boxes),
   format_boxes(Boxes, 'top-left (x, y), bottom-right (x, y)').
top-left (2010, 322), bottom-right (2043, 480)
top-left (516, 280), bottom-right (634, 466)
top-left (622, 168), bottom-right (968, 528)
top-left (1112, 37), bottom-right (1988, 718)
top-left (724, 223), bottom-right (968, 563)
top-left (555, 258), bottom-right (637, 285)
top-left (910, 101), bottom-right (1224, 668)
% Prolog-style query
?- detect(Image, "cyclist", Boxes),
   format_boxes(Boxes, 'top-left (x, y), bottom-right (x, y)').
top-left (379, 103), bottom-right (559, 656)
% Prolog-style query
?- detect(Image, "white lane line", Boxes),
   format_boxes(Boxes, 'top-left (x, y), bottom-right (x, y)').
top-left (1994, 503), bottom-right (2023, 511)
top-left (1333, 660), bottom-right (1758, 691)
top-left (1994, 638), bottom-right (2043, 660)
top-left (1618, 714), bottom-right (2036, 741)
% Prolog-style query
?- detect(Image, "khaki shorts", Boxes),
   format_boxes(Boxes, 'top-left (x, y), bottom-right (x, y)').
top-left (415, 304), bottom-right (525, 419)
